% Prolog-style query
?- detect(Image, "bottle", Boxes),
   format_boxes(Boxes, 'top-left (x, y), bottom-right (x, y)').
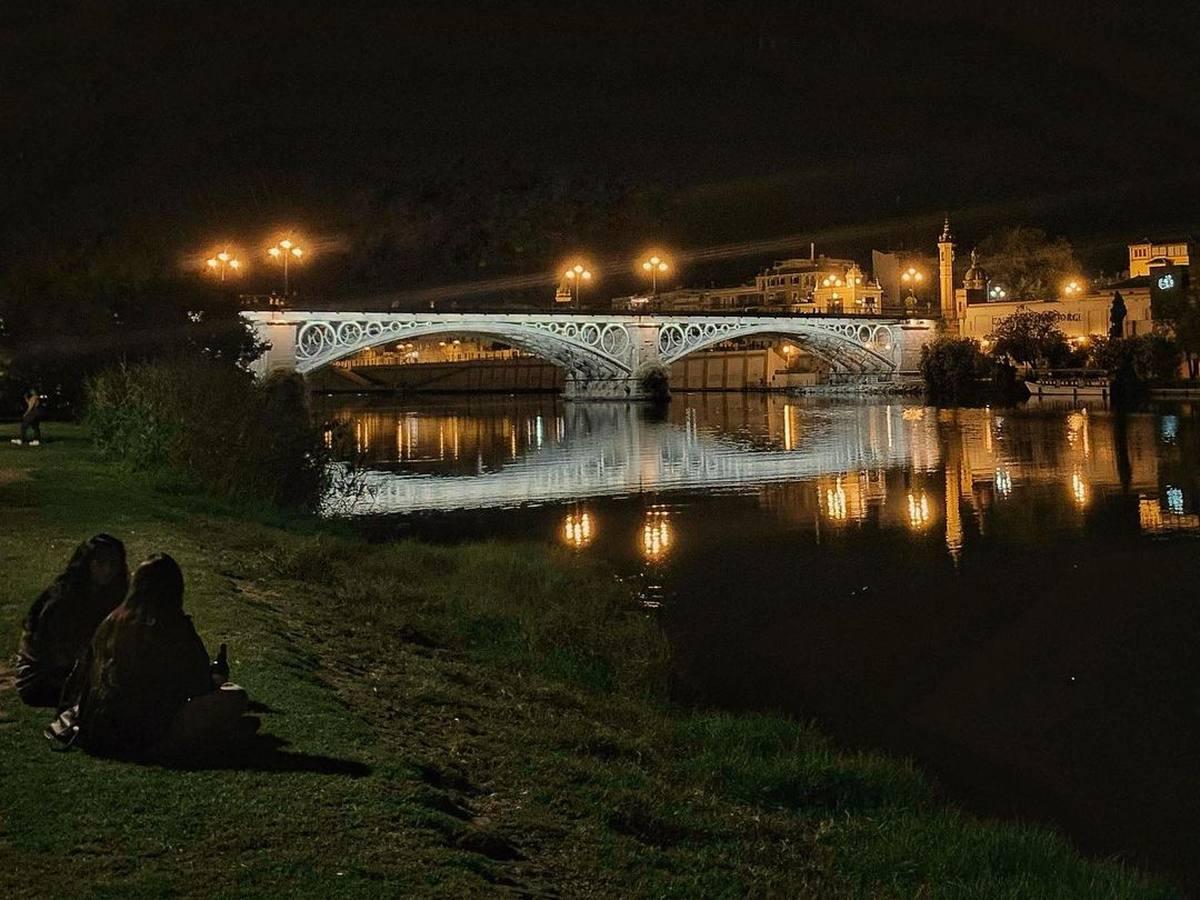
top-left (212, 642), bottom-right (230, 683)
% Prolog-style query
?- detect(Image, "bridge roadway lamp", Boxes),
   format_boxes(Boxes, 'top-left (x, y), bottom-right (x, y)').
top-left (640, 255), bottom-right (670, 296)
top-left (267, 238), bottom-right (305, 296)
top-left (204, 248), bottom-right (242, 282)
top-left (1062, 279), bottom-right (1084, 298)
top-left (561, 263), bottom-right (593, 308)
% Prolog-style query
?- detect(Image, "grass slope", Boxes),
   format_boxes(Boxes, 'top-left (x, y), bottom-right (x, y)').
top-left (0, 427), bottom-right (1179, 898)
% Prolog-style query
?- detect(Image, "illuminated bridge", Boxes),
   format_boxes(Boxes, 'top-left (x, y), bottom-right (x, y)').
top-left (243, 310), bottom-right (935, 399)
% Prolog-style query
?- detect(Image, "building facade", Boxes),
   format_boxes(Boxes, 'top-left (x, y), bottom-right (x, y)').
top-left (1128, 237), bottom-right (1192, 278)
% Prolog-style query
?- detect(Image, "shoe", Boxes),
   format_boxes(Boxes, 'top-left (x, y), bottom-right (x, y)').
top-left (28, 440), bottom-right (40, 447)
top-left (9, 439), bottom-right (20, 446)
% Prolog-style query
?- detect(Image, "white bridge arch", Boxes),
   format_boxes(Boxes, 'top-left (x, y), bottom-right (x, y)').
top-left (243, 310), bottom-right (933, 399)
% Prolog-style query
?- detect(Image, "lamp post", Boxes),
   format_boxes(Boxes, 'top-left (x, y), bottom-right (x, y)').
top-left (267, 238), bottom-right (304, 296)
top-left (204, 249), bottom-right (242, 282)
top-left (900, 265), bottom-right (925, 313)
top-left (640, 254), bottom-right (670, 296)
top-left (1062, 279), bottom-right (1084, 298)
top-left (989, 285), bottom-right (1008, 301)
top-left (562, 262), bottom-right (593, 309)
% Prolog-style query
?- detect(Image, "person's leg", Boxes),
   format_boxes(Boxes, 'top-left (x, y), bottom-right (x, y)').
top-left (28, 419), bottom-right (41, 445)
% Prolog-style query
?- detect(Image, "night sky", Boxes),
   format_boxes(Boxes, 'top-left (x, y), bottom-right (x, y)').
top-left (3, 2), bottom-right (1197, 299)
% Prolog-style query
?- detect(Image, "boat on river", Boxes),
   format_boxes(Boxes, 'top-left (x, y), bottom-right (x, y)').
top-left (1024, 369), bottom-right (1111, 399)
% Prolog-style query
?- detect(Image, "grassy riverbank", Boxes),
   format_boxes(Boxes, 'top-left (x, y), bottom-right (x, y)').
top-left (0, 426), bottom-right (1179, 897)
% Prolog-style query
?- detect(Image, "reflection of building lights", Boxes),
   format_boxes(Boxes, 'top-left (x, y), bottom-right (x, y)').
top-left (562, 511), bottom-right (595, 550)
top-left (1167, 486), bottom-right (1185, 515)
top-left (907, 491), bottom-right (931, 529)
top-left (826, 477), bottom-right (848, 521)
top-left (641, 509), bottom-right (672, 561)
top-left (995, 469), bottom-right (1012, 497)
top-left (1161, 415), bottom-right (1179, 442)
top-left (1071, 471), bottom-right (1088, 507)
top-left (901, 407), bottom-right (925, 422)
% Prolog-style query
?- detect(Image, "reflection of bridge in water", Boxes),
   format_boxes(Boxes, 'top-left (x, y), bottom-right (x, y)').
top-left (329, 402), bottom-right (944, 514)
top-left (324, 402), bottom-right (1178, 541)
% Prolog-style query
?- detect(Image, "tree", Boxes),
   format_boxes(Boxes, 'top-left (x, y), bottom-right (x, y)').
top-left (977, 227), bottom-right (1080, 300)
top-left (919, 337), bottom-right (991, 403)
top-left (1151, 269), bottom-right (1200, 379)
top-left (987, 309), bottom-right (1071, 368)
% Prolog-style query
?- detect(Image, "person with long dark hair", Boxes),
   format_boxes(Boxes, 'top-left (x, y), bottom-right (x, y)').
top-left (16, 534), bottom-right (128, 707)
top-left (56, 553), bottom-right (246, 759)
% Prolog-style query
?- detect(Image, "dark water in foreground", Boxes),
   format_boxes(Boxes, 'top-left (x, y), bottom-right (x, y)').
top-left (316, 393), bottom-right (1200, 887)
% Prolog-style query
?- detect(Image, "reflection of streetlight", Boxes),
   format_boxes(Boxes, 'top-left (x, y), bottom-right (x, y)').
top-left (989, 285), bottom-right (1007, 301)
top-left (561, 262), bottom-right (593, 308)
top-left (640, 255), bottom-right (670, 295)
top-left (1062, 279), bottom-right (1084, 298)
top-left (907, 491), bottom-right (931, 529)
top-left (641, 508), bottom-right (672, 561)
top-left (1071, 470), bottom-right (1088, 507)
top-left (562, 510), bottom-right (595, 550)
top-left (204, 248), bottom-right (243, 282)
top-left (267, 237), bottom-right (305, 295)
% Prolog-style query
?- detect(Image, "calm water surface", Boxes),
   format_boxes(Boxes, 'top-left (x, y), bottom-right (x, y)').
top-left (316, 393), bottom-right (1200, 887)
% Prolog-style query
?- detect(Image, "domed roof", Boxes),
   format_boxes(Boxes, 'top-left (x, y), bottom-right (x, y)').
top-left (963, 248), bottom-right (988, 289)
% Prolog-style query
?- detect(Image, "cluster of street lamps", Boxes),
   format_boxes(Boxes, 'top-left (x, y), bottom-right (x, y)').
top-left (558, 262), bottom-right (593, 307)
top-left (202, 235), bottom-right (306, 294)
top-left (204, 250), bottom-right (242, 281)
top-left (555, 252), bottom-right (675, 308)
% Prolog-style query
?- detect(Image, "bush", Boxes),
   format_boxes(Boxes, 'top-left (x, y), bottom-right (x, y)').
top-left (87, 357), bottom-right (326, 510)
top-left (1088, 334), bottom-right (1182, 385)
top-left (919, 337), bottom-right (992, 403)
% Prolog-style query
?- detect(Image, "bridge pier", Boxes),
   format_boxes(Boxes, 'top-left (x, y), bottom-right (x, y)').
top-left (563, 374), bottom-right (651, 401)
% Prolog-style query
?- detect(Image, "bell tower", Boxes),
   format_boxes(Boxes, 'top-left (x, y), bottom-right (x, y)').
top-left (937, 216), bottom-right (957, 332)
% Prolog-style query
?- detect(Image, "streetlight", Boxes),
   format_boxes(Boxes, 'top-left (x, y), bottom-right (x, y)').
top-left (989, 285), bottom-right (1008, 301)
top-left (562, 262), bottom-right (593, 308)
top-left (204, 248), bottom-right (242, 282)
top-left (267, 237), bottom-right (305, 296)
top-left (640, 254), bottom-right (670, 296)
top-left (901, 266), bottom-right (924, 305)
top-left (1062, 279), bottom-right (1084, 298)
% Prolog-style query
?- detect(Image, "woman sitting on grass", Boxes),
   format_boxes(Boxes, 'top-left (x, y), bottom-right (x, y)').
top-left (56, 553), bottom-right (249, 760)
top-left (16, 534), bottom-right (128, 707)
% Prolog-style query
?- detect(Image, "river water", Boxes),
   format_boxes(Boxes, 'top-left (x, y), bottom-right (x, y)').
top-left (315, 393), bottom-right (1200, 886)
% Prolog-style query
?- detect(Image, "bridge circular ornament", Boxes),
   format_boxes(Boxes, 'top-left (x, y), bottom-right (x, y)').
top-left (600, 324), bottom-right (630, 355)
top-left (337, 321), bottom-right (364, 345)
top-left (872, 325), bottom-right (894, 350)
top-left (296, 321), bottom-right (337, 359)
top-left (580, 323), bottom-right (601, 345)
top-left (857, 324), bottom-right (873, 344)
top-left (366, 321), bottom-right (384, 338)
top-left (658, 324), bottom-right (685, 355)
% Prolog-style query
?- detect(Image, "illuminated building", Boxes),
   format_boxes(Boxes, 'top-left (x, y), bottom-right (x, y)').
top-left (1127, 237), bottom-right (1192, 278)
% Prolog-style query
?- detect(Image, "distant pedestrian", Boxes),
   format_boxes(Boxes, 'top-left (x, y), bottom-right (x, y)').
top-left (10, 388), bottom-right (43, 447)
top-left (15, 535), bottom-right (128, 707)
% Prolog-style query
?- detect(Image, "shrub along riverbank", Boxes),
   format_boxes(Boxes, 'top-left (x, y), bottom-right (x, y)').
top-left (0, 426), bottom-right (1180, 897)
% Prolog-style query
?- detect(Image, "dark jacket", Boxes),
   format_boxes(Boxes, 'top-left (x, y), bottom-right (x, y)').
top-left (16, 567), bottom-right (125, 707)
top-left (66, 608), bottom-right (213, 757)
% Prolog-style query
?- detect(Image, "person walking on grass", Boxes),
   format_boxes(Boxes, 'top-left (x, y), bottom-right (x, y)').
top-left (10, 387), bottom-right (43, 447)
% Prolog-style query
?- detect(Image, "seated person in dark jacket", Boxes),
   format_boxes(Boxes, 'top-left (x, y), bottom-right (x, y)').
top-left (61, 553), bottom-right (247, 760)
top-left (16, 534), bottom-right (128, 707)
